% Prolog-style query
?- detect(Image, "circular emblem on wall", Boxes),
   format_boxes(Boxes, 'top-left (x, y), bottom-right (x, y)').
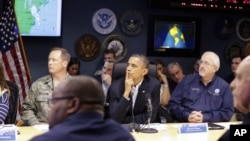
top-left (224, 41), bottom-right (244, 64)
top-left (236, 18), bottom-right (250, 42)
top-left (92, 8), bottom-right (117, 35)
top-left (74, 34), bottom-right (101, 61)
top-left (120, 10), bottom-right (144, 36)
top-left (102, 34), bottom-right (127, 62)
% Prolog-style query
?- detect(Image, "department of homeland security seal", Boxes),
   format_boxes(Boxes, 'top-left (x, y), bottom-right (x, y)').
top-left (92, 8), bottom-right (117, 35)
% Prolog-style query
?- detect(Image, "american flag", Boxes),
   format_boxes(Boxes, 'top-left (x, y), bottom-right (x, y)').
top-left (0, 0), bottom-right (31, 122)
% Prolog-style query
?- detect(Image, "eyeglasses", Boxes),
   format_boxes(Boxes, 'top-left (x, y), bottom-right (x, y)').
top-left (47, 96), bottom-right (75, 106)
top-left (198, 60), bottom-right (213, 66)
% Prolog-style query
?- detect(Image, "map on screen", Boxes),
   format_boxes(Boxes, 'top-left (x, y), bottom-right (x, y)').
top-left (15, 0), bottom-right (62, 37)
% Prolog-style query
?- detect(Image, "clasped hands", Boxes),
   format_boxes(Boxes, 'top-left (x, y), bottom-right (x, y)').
top-left (188, 111), bottom-right (203, 123)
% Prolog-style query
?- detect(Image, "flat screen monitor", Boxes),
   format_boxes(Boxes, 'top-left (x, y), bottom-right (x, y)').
top-left (147, 15), bottom-right (201, 57)
top-left (14, 0), bottom-right (62, 37)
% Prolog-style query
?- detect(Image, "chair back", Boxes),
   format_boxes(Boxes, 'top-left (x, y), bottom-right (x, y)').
top-left (112, 62), bottom-right (157, 80)
top-left (4, 80), bottom-right (19, 124)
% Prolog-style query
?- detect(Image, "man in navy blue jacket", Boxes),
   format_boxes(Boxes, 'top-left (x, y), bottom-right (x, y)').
top-left (219, 55), bottom-right (250, 141)
top-left (30, 75), bottom-right (134, 141)
top-left (169, 51), bottom-right (234, 122)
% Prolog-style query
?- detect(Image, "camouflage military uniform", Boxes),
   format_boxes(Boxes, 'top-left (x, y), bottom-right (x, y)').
top-left (21, 74), bottom-right (70, 125)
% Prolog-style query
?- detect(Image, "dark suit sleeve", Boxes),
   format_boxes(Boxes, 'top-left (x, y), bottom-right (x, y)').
top-left (148, 80), bottom-right (160, 123)
top-left (128, 77), bottom-right (161, 123)
top-left (108, 80), bottom-right (131, 123)
top-left (108, 77), bottom-right (161, 124)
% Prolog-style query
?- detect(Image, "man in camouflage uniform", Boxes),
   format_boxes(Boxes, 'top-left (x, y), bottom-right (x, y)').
top-left (21, 47), bottom-right (71, 125)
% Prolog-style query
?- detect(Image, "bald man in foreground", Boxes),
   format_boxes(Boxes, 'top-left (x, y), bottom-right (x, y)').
top-left (169, 51), bottom-right (234, 122)
top-left (219, 55), bottom-right (250, 141)
top-left (30, 76), bottom-right (134, 141)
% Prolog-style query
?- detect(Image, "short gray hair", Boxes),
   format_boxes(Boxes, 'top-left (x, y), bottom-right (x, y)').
top-left (202, 51), bottom-right (220, 70)
top-left (50, 47), bottom-right (71, 63)
top-left (166, 62), bottom-right (182, 71)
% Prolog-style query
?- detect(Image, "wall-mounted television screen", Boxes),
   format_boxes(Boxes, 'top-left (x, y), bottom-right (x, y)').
top-left (147, 15), bottom-right (201, 57)
top-left (14, 0), bottom-right (62, 37)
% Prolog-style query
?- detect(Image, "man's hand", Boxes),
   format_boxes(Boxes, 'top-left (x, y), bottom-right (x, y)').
top-left (188, 111), bottom-right (203, 123)
top-left (123, 71), bottom-right (134, 99)
top-left (102, 74), bottom-right (112, 86)
top-left (157, 70), bottom-right (168, 84)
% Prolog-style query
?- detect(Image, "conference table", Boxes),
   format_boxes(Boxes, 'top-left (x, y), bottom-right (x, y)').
top-left (17, 122), bottom-right (241, 141)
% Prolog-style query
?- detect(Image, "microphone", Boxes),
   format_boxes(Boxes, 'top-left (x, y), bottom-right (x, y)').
top-left (147, 96), bottom-right (153, 117)
top-left (140, 93), bottom-right (158, 133)
top-left (129, 91), bottom-right (140, 132)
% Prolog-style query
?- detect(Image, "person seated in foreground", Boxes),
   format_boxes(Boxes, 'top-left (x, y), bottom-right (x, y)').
top-left (218, 55), bottom-right (250, 141)
top-left (168, 51), bottom-right (234, 122)
top-left (30, 75), bottom-right (135, 141)
top-left (108, 54), bottom-right (161, 124)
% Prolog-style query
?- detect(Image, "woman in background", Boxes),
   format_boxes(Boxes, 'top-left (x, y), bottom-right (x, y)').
top-left (153, 59), bottom-right (171, 106)
top-left (0, 63), bottom-right (10, 123)
top-left (67, 57), bottom-right (81, 76)
top-left (152, 59), bottom-right (173, 123)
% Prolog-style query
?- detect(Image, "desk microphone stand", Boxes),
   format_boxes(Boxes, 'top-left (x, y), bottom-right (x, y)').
top-left (140, 118), bottom-right (158, 133)
top-left (141, 93), bottom-right (158, 133)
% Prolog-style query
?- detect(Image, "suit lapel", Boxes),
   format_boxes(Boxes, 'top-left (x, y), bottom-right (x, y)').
top-left (134, 80), bottom-right (147, 111)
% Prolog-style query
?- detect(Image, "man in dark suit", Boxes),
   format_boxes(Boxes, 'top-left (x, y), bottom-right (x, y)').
top-left (108, 54), bottom-right (161, 124)
top-left (30, 75), bottom-right (134, 141)
top-left (95, 59), bottom-right (114, 119)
